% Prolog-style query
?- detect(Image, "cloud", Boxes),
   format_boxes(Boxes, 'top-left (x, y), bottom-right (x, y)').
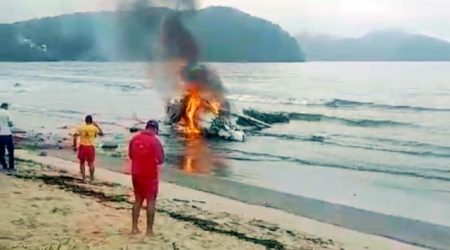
top-left (1, 0), bottom-right (450, 40)
top-left (200, 0), bottom-right (450, 40)
top-left (0, 0), bottom-right (117, 23)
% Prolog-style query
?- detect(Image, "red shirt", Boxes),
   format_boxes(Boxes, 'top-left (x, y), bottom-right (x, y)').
top-left (129, 131), bottom-right (165, 179)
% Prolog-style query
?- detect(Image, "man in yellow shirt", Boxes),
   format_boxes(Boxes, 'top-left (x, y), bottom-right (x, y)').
top-left (73, 115), bottom-right (103, 183)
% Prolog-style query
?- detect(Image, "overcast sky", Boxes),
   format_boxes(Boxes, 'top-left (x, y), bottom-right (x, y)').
top-left (1, 0), bottom-right (450, 40)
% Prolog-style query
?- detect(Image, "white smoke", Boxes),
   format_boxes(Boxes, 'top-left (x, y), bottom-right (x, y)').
top-left (116, 0), bottom-right (197, 11)
top-left (17, 36), bottom-right (47, 53)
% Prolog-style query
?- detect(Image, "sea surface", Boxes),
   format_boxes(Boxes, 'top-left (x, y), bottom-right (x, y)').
top-left (1, 62), bottom-right (450, 228)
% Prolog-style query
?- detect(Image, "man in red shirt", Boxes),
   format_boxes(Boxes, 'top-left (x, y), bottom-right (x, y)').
top-left (128, 120), bottom-right (164, 235)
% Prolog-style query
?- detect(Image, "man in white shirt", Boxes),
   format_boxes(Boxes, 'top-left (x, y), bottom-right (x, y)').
top-left (0, 103), bottom-right (15, 171)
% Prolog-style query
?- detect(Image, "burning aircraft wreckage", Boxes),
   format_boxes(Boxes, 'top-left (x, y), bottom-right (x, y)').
top-left (164, 64), bottom-right (276, 142)
top-left (160, 7), bottom-right (274, 142)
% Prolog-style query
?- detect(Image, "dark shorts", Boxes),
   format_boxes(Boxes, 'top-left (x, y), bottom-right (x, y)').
top-left (132, 175), bottom-right (159, 201)
top-left (78, 145), bottom-right (95, 165)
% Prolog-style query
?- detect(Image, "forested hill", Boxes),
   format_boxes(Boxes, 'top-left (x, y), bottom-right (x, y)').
top-left (0, 6), bottom-right (305, 62)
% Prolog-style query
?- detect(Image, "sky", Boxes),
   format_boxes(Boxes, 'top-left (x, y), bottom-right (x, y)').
top-left (1, 0), bottom-right (450, 40)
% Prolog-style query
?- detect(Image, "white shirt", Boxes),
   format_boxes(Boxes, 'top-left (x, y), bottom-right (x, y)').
top-left (0, 109), bottom-right (13, 136)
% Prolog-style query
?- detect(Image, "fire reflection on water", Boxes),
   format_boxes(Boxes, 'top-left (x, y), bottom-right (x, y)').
top-left (180, 134), bottom-right (214, 174)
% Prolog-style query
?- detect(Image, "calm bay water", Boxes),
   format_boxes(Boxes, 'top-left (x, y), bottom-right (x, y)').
top-left (1, 62), bottom-right (449, 227)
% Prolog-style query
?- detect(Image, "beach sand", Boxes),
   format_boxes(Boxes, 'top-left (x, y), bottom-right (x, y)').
top-left (1, 155), bottom-right (340, 250)
top-left (0, 150), bottom-right (426, 250)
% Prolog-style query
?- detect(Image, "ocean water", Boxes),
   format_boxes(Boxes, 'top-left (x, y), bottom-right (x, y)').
top-left (1, 62), bottom-right (450, 227)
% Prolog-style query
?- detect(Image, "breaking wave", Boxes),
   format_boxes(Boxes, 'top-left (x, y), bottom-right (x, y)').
top-left (227, 94), bottom-right (319, 106)
top-left (216, 148), bottom-right (450, 182)
top-left (254, 132), bottom-right (450, 158)
top-left (228, 94), bottom-right (450, 112)
top-left (287, 112), bottom-right (412, 127)
top-left (241, 109), bottom-right (414, 128)
top-left (325, 99), bottom-right (450, 112)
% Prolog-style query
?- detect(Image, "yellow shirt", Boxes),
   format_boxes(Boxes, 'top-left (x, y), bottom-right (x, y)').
top-left (76, 124), bottom-right (100, 146)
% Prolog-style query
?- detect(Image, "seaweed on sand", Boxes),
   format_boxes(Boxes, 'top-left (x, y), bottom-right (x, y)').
top-left (13, 173), bottom-right (130, 204)
top-left (160, 211), bottom-right (285, 250)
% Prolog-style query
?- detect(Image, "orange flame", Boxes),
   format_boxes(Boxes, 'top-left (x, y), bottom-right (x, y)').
top-left (178, 84), bottom-right (222, 135)
top-left (206, 100), bottom-right (221, 116)
top-left (181, 85), bottom-right (202, 134)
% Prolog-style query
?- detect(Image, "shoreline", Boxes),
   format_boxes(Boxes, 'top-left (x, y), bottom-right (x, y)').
top-left (11, 149), bottom-right (431, 250)
top-left (42, 148), bottom-right (450, 250)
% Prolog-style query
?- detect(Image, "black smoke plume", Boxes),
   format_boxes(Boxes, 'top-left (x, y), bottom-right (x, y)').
top-left (161, 13), bottom-right (199, 65)
top-left (158, 0), bottom-right (226, 98)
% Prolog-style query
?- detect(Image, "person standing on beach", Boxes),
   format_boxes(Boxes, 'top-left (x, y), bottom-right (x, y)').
top-left (128, 120), bottom-right (164, 235)
top-left (73, 115), bottom-right (103, 183)
top-left (0, 103), bottom-right (15, 171)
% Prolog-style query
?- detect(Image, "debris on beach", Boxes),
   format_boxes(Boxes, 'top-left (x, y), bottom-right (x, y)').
top-left (129, 127), bottom-right (139, 133)
top-left (234, 112), bottom-right (272, 130)
top-left (13, 129), bottom-right (67, 149)
top-left (100, 141), bottom-right (119, 150)
top-left (241, 109), bottom-right (290, 124)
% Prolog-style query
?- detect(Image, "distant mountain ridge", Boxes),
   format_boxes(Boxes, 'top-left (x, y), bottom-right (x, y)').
top-left (297, 30), bottom-right (450, 61)
top-left (0, 6), bottom-right (304, 62)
